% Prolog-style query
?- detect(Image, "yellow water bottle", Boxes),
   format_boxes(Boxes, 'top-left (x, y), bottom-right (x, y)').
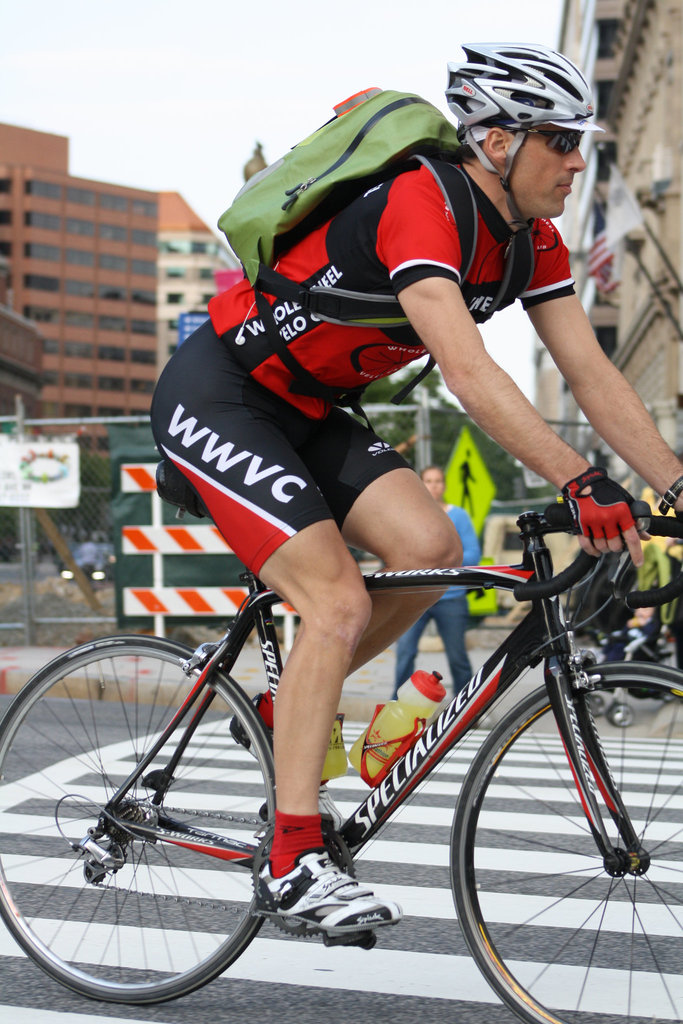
top-left (321, 713), bottom-right (348, 782)
top-left (349, 670), bottom-right (446, 786)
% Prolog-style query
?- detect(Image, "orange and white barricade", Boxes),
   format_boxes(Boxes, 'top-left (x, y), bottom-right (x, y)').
top-left (119, 464), bottom-right (297, 648)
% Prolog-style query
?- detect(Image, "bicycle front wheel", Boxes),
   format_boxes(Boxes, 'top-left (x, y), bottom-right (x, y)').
top-left (452, 662), bottom-right (683, 1024)
top-left (0, 634), bottom-right (275, 1004)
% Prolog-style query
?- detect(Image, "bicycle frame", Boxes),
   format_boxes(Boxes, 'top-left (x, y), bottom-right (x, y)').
top-left (103, 512), bottom-right (643, 874)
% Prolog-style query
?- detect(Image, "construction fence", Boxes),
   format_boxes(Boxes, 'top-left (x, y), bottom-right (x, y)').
top-left (0, 404), bottom-right (563, 647)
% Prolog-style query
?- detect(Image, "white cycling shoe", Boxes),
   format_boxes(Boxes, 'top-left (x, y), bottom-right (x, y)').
top-left (255, 849), bottom-right (402, 937)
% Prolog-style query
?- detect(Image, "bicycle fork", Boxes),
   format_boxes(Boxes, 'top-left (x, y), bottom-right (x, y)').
top-left (544, 654), bottom-right (649, 876)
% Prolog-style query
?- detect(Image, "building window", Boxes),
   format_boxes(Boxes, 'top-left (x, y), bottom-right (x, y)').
top-left (64, 373), bottom-right (93, 388)
top-left (99, 284), bottom-right (126, 301)
top-left (24, 274), bottom-right (60, 292)
top-left (99, 315), bottom-right (127, 331)
top-left (99, 253), bottom-right (127, 272)
top-left (596, 80), bottom-right (615, 119)
top-left (166, 267), bottom-right (186, 278)
top-left (100, 223), bottom-right (128, 242)
top-left (66, 217), bottom-right (95, 237)
top-left (65, 279), bottom-right (95, 297)
top-left (98, 376), bottom-right (125, 391)
top-left (25, 180), bottom-right (62, 200)
top-left (67, 186), bottom-right (95, 205)
top-left (131, 259), bottom-right (156, 276)
top-left (130, 320), bottom-right (156, 336)
top-left (98, 405), bottom-right (125, 416)
top-left (66, 248), bottom-right (95, 267)
top-left (24, 305), bottom-right (59, 322)
top-left (64, 403), bottom-right (95, 416)
top-left (42, 370), bottom-right (60, 385)
top-left (202, 293), bottom-right (215, 304)
top-left (131, 229), bottom-right (156, 246)
top-left (130, 378), bottom-right (155, 393)
top-left (0, 242), bottom-right (10, 255)
top-left (131, 288), bottom-right (155, 305)
top-left (597, 19), bottom-right (620, 59)
top-left (0, 211), bottom-right (11, 224)
top-left (0, 179), bottom-right (10, 192)
top-left (25, 211), bottom-right (60, 230)
top-left (64, 341), bottom-right (93, 358)
top-left (199, 267), bottom-right (215, 280)
top-left (43, 338), bottom-right (60, 354)
top-left (131, 348), bottom-right (157, 363)
top-left (100, 193), bottom-right (128, 212)
top-left (65, 310), bottom-right (94, 328)
top-left (131, 199), bottom-right (157, 218)
top-left (98, 345), bottom-right (126, 361)
top-left (25, 243), bottom-right (60, 261)
top-left (166, 292), bottom-right (183, 304)
top-left (597, 141), bottom-right (618, 182)
top-left (596, 326), bottom-right (617, 359)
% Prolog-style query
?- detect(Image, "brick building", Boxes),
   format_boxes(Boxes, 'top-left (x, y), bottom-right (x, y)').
top-left (0, 122), bottom-right (159, 419)
top-left (0, 255), bottom-right (42, 417)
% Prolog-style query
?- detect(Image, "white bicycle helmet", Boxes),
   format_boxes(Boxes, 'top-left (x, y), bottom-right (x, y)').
top-left (446, 42), bottom-right (599, 131)
top-left (445, 43), bottom-right (602, 224)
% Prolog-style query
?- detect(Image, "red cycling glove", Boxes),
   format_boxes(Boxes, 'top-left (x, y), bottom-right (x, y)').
top-left (562, 467), bottom-right (635, 541)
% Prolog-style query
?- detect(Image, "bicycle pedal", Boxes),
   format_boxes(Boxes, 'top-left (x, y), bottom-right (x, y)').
top-left (322, 929), bottom-right (377, 950)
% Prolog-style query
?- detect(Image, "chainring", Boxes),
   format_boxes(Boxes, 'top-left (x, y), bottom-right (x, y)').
top-left (251, 822), bottom-right (356, 938)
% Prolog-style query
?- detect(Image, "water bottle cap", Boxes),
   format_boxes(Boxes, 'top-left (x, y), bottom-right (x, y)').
top-left (408, 670), bottom-right (446, 703)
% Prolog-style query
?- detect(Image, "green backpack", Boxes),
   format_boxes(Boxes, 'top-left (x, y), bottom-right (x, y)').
top-left (217, 88), bottom-right (478, 332)
top-left (216, 89), bottom-right (533, 408)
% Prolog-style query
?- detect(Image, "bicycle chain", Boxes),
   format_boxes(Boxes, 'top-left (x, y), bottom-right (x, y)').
top-left (163, 805), bottom-right (266, 828)
top-left (88, 804), bottom-right (268, 912)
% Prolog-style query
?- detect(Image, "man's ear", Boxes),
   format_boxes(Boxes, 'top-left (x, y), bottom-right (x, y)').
top-left (481, 127), bottom-right (511, 172)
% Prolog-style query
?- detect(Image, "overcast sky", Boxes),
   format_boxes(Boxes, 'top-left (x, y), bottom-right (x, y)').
top-left (1, 0), bottom-right (566, 399)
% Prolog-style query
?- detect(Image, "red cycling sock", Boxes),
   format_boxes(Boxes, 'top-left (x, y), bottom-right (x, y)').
top-left (269, 810), bottom-right (324, 878)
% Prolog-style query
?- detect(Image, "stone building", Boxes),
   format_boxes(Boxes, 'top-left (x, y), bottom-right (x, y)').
top-left (544, 0), bottom-right (683, 467)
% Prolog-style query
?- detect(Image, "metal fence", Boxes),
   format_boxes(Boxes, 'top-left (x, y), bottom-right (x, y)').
top-left (0, 404), bottom-right (437, 647)
top-left (0, 401), bottom-right (559, 647)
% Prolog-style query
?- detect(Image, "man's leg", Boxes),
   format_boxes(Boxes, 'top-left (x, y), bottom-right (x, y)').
top-left (342, 467), bottom-right (463, 672)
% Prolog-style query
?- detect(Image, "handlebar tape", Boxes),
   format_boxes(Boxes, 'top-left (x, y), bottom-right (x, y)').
top-left (513, 550), bottom-right (596, 601)
top-left (625, 512), bottom-right (683, 608)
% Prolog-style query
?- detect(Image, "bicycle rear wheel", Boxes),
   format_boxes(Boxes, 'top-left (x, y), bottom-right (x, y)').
top-left (452, 662), bottom-right (683, 1024)
top-left (0, 634), bottom-right (274, 1004)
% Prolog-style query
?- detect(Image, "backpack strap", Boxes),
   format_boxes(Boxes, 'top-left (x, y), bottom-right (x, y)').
top-left (388, 158), bottom-right (478, 403)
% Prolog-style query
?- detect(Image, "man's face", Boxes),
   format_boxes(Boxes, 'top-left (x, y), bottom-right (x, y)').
top-left (506, 125), bottom-right (587, 220)
top-left (421, 469), bottom-right (446, 502)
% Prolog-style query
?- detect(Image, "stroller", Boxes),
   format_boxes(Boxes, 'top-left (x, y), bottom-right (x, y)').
top-left (586, 607), bottom-right (676, 726)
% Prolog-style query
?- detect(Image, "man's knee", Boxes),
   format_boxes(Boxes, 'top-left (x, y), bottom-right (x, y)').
top-left (398, 520), bottom-right (463, 569)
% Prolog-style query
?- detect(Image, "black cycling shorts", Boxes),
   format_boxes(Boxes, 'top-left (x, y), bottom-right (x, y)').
top-left (150, 320), bottom-right (409, 573)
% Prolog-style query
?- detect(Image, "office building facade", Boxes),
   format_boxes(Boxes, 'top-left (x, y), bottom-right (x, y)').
top-left (0, 122), bottom-right (158, 419)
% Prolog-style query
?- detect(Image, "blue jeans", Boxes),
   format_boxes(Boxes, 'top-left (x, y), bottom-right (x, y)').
top-left (393, 598), bottom-right (472, 699)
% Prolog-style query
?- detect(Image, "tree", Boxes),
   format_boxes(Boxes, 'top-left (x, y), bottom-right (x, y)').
top-left (362, 364), bottom-right (524, 498)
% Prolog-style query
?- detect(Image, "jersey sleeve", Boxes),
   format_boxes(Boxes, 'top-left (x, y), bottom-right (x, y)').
top-left (520, 219), bottom-right (575, 309)
top-left (375, 167), bottom-right (463, 293)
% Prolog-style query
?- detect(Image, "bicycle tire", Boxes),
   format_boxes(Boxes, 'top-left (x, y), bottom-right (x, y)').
top-left (0, 634), bottom-right (275, 1004)
top-left (452, 662), bottom-right (683, 1024)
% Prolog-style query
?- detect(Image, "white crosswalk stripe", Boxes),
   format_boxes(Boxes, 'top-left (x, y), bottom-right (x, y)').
top-left (1, 717), bottom-right (683, 1024)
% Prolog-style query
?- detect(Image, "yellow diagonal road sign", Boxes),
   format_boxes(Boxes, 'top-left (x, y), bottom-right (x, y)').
top-left (444, 426), bottom-right (496, 536)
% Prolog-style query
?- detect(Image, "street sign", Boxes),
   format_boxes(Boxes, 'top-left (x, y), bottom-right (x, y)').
top-left (444, 426), bottom-right (496, 536)
top-left (0, 438), bottom-right (80, 507)
top-left (178, 312), bottom-right (210, 346)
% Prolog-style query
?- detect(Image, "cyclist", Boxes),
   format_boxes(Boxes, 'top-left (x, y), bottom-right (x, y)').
top-left (151, 42), bottom-right (683, 940)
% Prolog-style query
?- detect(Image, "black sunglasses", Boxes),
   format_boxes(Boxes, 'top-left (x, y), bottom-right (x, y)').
top-left (523, 128), bottom-right (584, 154)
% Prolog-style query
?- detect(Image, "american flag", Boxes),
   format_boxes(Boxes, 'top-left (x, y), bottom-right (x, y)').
top-left (587, 202), bottom-right (619, 293)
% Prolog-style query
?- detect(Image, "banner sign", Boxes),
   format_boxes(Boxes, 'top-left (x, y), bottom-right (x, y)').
top-left (0, 438), bottom-right (80, 508)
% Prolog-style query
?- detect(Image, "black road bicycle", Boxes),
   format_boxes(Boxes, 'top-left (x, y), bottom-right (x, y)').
top-left (1, 497), bottom-right (683, 1024)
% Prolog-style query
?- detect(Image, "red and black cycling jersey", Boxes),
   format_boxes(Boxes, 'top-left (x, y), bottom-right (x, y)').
top-left (209, 163), bottom-right (574, 420)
